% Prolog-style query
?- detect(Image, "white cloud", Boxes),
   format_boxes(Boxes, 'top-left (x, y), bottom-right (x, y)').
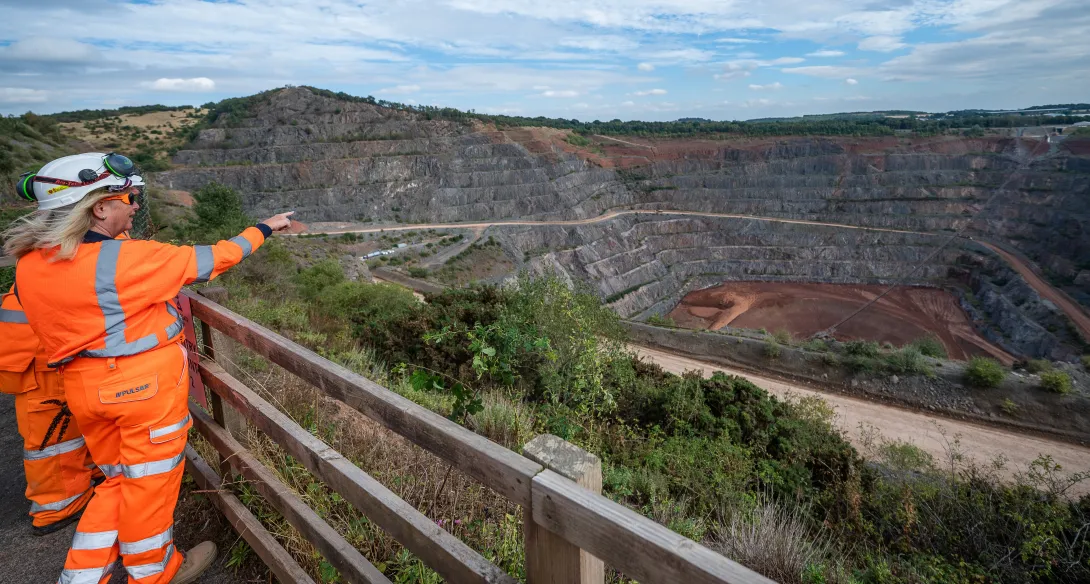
top-left (845, 78), bottom-right (858, 85)
top-left (0, 39), bottom-right (99, 63)
top-left (621, 100), bottom-right (635, 106)
top-left (543, 89), bottom-right (580, 97)
top-left (144, 77), bottom-right (216, 92)
top-left (379, 84), bottom-right (421, 94)
top-left (748, 82), bottom-right (783, 90)
top-left (858, 35), bottom-right (906, 52)
top-left (770, 57), bottom-right (805, 65)
top-left (0, 87), bottom-right (48, 103)
top-left (634, 88), bottom-right (668, 96)
top-left (781, 65), bottom-right (862, 79)
top-left (637, 62), bottom-right (655, 71)
top-left (807, 50), bottom-right (845, 57)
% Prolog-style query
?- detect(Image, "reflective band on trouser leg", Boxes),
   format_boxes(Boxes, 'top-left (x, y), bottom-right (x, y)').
top-left (57, 566), bottom-right (110, 584)
top-left (24, 436), bottom-right (86, 461)
top-left (149, 414), bottom-right (190, 441)
top-left (126, 545), bottom-right (176, 580)
top-left (193, 245), bottom-right (214, 283)
top-left (229, 235), bottom-right (254, 258)
top-left (120, 526), bottom-right (173, 555)
top-left (72, 530), bottom-right (118, 550)
top-left (121, 453), bottom-right (184, 479)
top-left (31, 490), bottom-right (89, 514)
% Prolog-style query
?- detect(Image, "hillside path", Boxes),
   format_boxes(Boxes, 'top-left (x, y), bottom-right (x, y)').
top-left (631, 344), bottom-right (1090, 496)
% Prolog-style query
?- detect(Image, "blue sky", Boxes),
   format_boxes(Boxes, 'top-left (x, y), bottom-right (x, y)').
top-left (0, 0), bottom-right (1086, 120)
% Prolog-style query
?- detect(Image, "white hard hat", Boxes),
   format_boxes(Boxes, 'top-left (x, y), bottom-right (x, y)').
top-left (17, 152), bottom-right (146, 211)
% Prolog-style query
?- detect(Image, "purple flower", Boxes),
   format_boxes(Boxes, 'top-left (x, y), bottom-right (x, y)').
top-left (454, 519), bottom-right (462, 526)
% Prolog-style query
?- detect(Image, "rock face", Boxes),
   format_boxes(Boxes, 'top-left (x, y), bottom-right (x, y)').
top-left (159, 87), bottom-right (1090, 358)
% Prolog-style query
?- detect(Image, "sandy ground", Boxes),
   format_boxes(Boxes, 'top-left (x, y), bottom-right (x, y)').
top-left (669, 281), bottom-right (1014, 363)
top-left (631, 344), bottom-right (1090, 496)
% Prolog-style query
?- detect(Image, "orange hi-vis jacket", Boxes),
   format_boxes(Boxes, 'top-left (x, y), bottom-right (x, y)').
top-left (0, 288), bottom-right (97, 527)
top-left (16, 225), bottom-right (269, 366)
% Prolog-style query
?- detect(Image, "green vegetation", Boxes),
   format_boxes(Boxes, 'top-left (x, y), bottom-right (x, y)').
top-left (407, 267), bottom-right (428, 278)
top-left (908, 336), bottom-right (947, 359)
top-left (965, 357), bottom-right (1007, 388)
top-left (173, 182), bottom-right (254, 243)
top-left (645, 314), bottom-right (675, 327)
top-left (44, 104), bottom-right (192, 123)
top-left (1000, 398), bottom-right (1020, 417)
top-left (1040, 370), bottom-right (1074, 395)
top-left (565, 133), bottom-right (591, 147)
top-left (1026, 359), bottom-right (1054, 374)
top-left (1082, 355), bottom-right (1090, 371)
top-left (764, 340), bottom-right (782, 359)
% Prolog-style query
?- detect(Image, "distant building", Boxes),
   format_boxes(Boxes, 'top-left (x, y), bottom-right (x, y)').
top-left (1074, 121), bottom-right (1090, 127)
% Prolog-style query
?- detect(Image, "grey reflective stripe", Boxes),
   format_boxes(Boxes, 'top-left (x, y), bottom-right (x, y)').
top-left (25, 437), bottom-right (85, 461)
top-left (229, 235), bottom-right (253, 258)
top-left (31, 490), bottom-right (87, 513)
top-left (119, 526), bottom-right (172, 555)
top-left (123, 453), bottom-right (184, 479)
top-left (125, 544), bottom-right (175, 580)
top-left (81, 239), bottom-right (161, 359)
top-left (58, 566), bottom-right (108, 584)
top-left (0, 308), bottom-right (28, 323)
top-left (150, 415), bottom-right (190, 441)
top-left (99, 463), bottom-right (123, 478)
top-left (194, 245), bottom-right (214, 283)
top-left (71, 530), bottom-right (118, 551)
top-left (164, 302), bottom-right (183, 340)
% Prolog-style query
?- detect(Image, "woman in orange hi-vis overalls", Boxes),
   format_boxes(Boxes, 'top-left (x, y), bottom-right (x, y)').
top-left (5, 152), bottom-right (293, 584)
top-left (1, 288), bottom-right (100, 534)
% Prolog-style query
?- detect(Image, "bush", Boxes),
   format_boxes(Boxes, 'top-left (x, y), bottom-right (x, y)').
top-left (1082, 355), bottom-right (1090, 371)
top-left (964, 357), bottom-right (1006, 388)
top-left (407, 267), bottom-right (428, 278)
top-left (842, 340), bottom-right (880, 358)
top-left (1039, 370), bottom-right (1073, 395)
top-left (293, 259), bottom-right (345, 301)
top-left (764, 341), bottom-right (782, 359)
top-left (1025, 359), bottom-right (1053, 374)
top-left (909, 335), bottom-right (947, 359)
top-left (772, 329), bottom-right (794, 345)
top-left (883, 347), bottom-right (930, 376)
top-left (1000, 398), bottom-right (1019, 416)
top-left (646, 314), bottom-right (675, 327)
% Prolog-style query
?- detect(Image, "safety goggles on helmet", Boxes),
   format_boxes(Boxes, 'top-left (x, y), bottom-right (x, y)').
top-left (16, 153), bottom-right (138, 202)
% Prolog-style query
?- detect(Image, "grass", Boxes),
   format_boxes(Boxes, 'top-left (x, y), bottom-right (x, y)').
top-left (964, 356), bottom-right (1006, 388)
top-left (908, 336), bottom-right (947, 359)
top-left (1025, 359), bottom-right (1053, 374)
top-left (1000, 398), bottom-right (1020, 417)
top-left (764, 340), bottom-right (782, 359)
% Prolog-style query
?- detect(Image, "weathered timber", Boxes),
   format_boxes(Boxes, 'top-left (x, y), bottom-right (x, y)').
top-left (183, 444), bottom-right (316, 584)
top-left (522, 435), bottom-right (604, 584)
top-left (189, 405), bottom-right (392, 584)
top-left (199, 360), bottom-right (517, 584)
top-left (182, 289), bottom-right (541, 507)
top-left (531, 470), bottom-right (776, 584)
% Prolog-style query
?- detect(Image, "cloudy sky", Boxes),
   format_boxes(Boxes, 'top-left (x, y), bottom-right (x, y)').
top-left (0, 0), bottom-right (1086, 120)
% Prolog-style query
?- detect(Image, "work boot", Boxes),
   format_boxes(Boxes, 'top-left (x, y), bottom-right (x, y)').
top-left (170, 541), bottom-right (217, 584)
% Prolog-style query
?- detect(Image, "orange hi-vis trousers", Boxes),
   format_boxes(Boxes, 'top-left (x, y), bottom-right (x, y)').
top-left (57, 342), bottom-right (192, 584)
top-left (0, 365), bottom-right (97, 528)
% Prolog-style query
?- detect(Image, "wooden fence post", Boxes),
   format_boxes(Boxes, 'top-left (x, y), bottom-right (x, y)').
top-left (523, 434), bottom-right (605, 584)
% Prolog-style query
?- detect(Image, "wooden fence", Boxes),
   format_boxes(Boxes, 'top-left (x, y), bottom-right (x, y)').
top-left (179, 288), bottom-right (776, 584)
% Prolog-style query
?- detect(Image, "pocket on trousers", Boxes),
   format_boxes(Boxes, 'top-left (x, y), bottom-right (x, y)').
top-left (98, 373), bottom-right (159, 405)
top-left (150, 412), bottom-right (192, 444)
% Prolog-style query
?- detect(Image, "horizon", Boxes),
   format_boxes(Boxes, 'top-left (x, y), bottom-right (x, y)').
top-left (0, 1), bottom-right (1088, 120)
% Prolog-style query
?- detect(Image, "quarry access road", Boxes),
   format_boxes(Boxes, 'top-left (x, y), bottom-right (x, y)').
top-left (631, 344), bottom-right (1090, 495)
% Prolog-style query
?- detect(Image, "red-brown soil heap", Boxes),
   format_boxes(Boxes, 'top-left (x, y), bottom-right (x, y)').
top-left (669, 281), bottom-right (1014, 364)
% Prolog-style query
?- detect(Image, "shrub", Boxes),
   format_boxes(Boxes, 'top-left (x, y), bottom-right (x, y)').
top-left (407, 267), bottom-right (428, 278)
top-left (772, 329), bottom-right (794, 345)
top-left (1000, 398), bottom-right (1019, 416)
top-left (909, 335), bottom-right (947, 359)
top-left (842, 340), bottom-right (880, 358)
top-left (801, 339), bottom-right (828, 353)
top-left (1025, 359), bottom-right (1053, 374)
top-left (713, 500), bottom-right (838, 584)
top-left (764, 341), bottom-right (782, 359)
top-left (293, 259), bottom-right (345, 301)
top-left (883, 347), bottom-right (930, 376)
top-left (965, 357), bottom-right (1006, 388)
top-left (1039, 371), bottom-right (1073, 395)
top-left (646, 314), bottom-right (675, 327)
top-left (1082, 355), bottom-right (1090, 371)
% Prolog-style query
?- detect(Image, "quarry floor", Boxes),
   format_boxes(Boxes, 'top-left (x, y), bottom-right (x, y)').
top-left (631, 344), bottom-right (1090, 496)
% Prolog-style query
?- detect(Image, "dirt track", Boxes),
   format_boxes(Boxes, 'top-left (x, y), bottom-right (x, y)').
top-left (670, 281), bottom-right (1015, 363)
top-left (631, 344), bottom-right (1090, 495)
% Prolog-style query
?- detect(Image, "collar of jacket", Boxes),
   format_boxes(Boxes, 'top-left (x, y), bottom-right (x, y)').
top-left (83, 231), bottom-right (115, 243)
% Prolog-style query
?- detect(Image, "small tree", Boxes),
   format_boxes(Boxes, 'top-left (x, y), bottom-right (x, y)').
top-left (181, 182), bottom-right (253, 243)
top-left (965, 357), bottom-right (1006, 388)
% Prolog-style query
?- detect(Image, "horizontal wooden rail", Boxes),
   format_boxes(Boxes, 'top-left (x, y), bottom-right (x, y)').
top-left (531, 470), bottom-right (776, 584)
top-left (199, 360), bottom-right (517, 584)
top-left (189, 404), bottom-right (392, 584)
top-left (183, 289), bottom-right (542, 507)
top-left (183, 445), bottom-right (316, 584)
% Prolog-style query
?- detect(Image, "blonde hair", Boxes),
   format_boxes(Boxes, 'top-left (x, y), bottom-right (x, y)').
top-left (3, 189), bottom-right (115, 261)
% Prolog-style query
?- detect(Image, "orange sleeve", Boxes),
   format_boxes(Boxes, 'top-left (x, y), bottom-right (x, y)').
top-left (114, 226), bottom-right (268, 304)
